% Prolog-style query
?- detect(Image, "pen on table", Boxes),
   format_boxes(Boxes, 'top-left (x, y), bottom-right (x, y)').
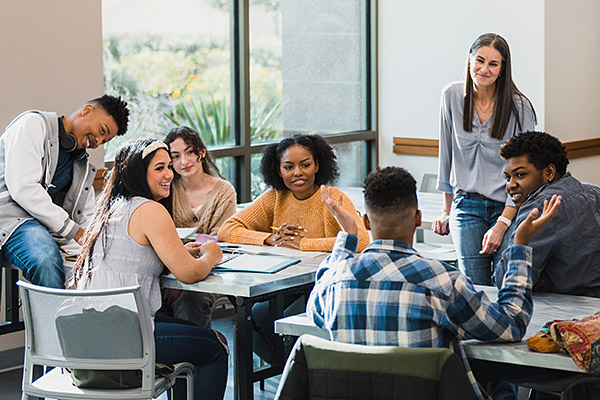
top-left (271, 226), bottom-right (307, 233)
top-left (220, 245), bottom-right (240, 249)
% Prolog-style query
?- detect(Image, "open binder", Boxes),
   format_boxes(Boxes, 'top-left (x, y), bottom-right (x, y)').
top-left (213, 253), bottom-right (300, 274)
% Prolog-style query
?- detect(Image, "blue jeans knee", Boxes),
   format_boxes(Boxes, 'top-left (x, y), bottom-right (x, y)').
top-left (3, 220), bottom-right (65, 288)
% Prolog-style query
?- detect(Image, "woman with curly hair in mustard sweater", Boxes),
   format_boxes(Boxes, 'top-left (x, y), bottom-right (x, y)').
top-left (218, 133), bottom-right (369, 252)
top-left (218, 133), bottom-right (369, 363)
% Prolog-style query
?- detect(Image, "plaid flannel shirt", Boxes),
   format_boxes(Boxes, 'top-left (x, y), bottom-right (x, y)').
top-left (306, 232), bottom-right (533, 399)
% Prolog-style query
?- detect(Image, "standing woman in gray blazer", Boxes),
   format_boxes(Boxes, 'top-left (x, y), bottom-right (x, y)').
top-left (433, 33), bottom-right (536, 286)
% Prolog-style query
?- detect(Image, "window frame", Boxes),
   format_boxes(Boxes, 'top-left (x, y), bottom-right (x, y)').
top-left (104, 0), bottom-right (378, 203)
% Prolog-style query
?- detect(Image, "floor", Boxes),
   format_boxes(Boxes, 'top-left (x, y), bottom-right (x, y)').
top-left (0, 306), bottom-right (281, 400)
top-left (0, 306), bottom-right (538, 400)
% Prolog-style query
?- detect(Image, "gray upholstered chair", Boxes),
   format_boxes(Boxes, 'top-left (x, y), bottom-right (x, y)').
top-left (275, 334), bottom-right (474, 400)
top-left (18, 281), bottom-right (194, 400)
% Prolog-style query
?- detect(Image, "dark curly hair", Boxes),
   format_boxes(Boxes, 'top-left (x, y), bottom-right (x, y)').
top-left (90, 95), bottom-right (130, 136)
top-left (260, 134), bottom-right (339, 191)
top-left (164, 126), bottom-right (224, 179)
top-left (364, 167), bottom-right (417, 214)
top-left (500, 131), bottom-right (569, 177)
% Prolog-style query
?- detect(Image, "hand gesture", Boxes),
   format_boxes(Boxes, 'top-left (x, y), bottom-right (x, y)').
top-left (432, 213), bottom-right (450, 235)
top-left (320, 185), bottom-right (358, 236)
top-left (264, 223), bottom-right (305, 249)
top-left (480, 223), bottom-right (507, 254)
top-left (514, 195), bottom-right (561, 246)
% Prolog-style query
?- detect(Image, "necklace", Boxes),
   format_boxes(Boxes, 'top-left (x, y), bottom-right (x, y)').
top-left (474, 99), bottom-right (494, 122)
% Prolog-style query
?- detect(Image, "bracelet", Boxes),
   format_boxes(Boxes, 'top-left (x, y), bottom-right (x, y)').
top-left (497, 216), bottom-right (512, 228)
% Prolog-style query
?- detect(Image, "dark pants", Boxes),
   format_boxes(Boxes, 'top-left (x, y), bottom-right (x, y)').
top-left (155, 316), bottom-right (228, 400)
top-left (470, 359), bottom-right (582, 400)
top-left (252, 293), bottom-right (306, 364)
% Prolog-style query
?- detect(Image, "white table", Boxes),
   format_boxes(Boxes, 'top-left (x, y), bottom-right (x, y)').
top-left (161, 247), bottom-right (327, 400)
top-left (274, 286), bottom-right (600, 374)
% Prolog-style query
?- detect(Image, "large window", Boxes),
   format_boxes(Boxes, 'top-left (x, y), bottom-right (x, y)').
top-left (103, 0), bottom-right (377, 201)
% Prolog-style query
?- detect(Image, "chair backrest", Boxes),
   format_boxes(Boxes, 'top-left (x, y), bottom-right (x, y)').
top-left (17, 281), bottom-right (156, 394)
top-left (420, 173), bottom-right (439, 193)
top-left (275, 334), bottom-right (474, 400)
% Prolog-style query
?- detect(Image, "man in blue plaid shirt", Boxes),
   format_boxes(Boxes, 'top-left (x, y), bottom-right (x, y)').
top-left (307, 167), bottom-right (561, 400)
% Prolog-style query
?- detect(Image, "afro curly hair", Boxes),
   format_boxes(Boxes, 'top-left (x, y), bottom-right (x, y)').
top-left (500, 131), bottom-right (569, 177)
top-left (259, 134), bottom-right (339, 191)
top-left (363, 167), bottom-right (417, 214)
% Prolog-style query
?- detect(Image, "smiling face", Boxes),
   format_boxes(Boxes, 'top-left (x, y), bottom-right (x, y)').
top-left (69, 104), bottom-right (119, 150)
top-left (146, 149), bottom-right (174, 201)
top-left (168, 137), bottom-right (206, 178)
top-left (504, 155), bottom-right (550, 208)
top-left (279, 144), bottom-right (319, 200)
top-left (469, 45), bottom-right (503, 89)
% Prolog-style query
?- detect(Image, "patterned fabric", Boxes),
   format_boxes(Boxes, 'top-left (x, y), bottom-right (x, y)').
top-left (525, 320), bottom-right (564, 353)
top-left (307, 232), bottom-right (534, 399)
top-left (551, 312), bottom-right (600, 375)
top-left (217, 186), bottom-right (369, 252)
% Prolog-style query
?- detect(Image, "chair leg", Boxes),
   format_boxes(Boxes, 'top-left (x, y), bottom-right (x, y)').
top-left (186, 370), bottom-right (194, 400)
top-left (527, 388), bottom-right (537, 399)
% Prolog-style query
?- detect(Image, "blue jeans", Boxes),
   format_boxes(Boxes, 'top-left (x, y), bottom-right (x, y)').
top-left (2, 219), bottom-right (65, 288)
top-left (450, 194), bottom-right (512, 286)
top-left (155, 317), bottom-right (228, 400)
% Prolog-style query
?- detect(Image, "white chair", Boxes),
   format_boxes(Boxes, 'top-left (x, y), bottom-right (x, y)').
top-left (18, 281), bottom-right (194, 400)
top-left (415, 173), bottom-right (458, 265)
top-left (419, 173), bottom-right (439, 193)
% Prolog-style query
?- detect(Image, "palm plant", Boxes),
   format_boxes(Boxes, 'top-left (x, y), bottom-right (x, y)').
top-left (164, 94), bottom-right (283, 145)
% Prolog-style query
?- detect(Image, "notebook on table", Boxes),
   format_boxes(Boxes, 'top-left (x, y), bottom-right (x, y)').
top-left (213, 253), bottom-right (300, 274)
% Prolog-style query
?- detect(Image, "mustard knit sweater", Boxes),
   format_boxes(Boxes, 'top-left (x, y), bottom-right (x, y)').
top-left (217, 186), bottom-right (369, 252)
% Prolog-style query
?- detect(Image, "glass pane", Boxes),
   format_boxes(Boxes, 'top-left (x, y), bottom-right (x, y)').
top-left (251, 153), bottom-right (268, 200)
top-left (102, 0), bottom-right (232, 161)
top-left (332, 141), bottom-right (366, 188)
top-left (249, 0), bottom-right (367, 144)
top-left (214, 156), bottom-right (235, 191)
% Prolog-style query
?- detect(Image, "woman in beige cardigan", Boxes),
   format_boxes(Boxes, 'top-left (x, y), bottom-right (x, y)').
top-left (162, 126), bottom-right (237, 328)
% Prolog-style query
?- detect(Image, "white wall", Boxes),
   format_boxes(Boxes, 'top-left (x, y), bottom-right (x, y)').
top-left (0, 0), bottom-right (103, 354)
top-left (0, 0), bottom-right (105, 167)
top-left (544, 0), bottom-right (600, 184)
top-left (378, 0), bottom-right (545, 186)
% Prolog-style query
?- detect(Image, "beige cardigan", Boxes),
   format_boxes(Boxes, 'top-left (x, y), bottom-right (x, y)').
top-left (171, 178), bottom-right (237, 236)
